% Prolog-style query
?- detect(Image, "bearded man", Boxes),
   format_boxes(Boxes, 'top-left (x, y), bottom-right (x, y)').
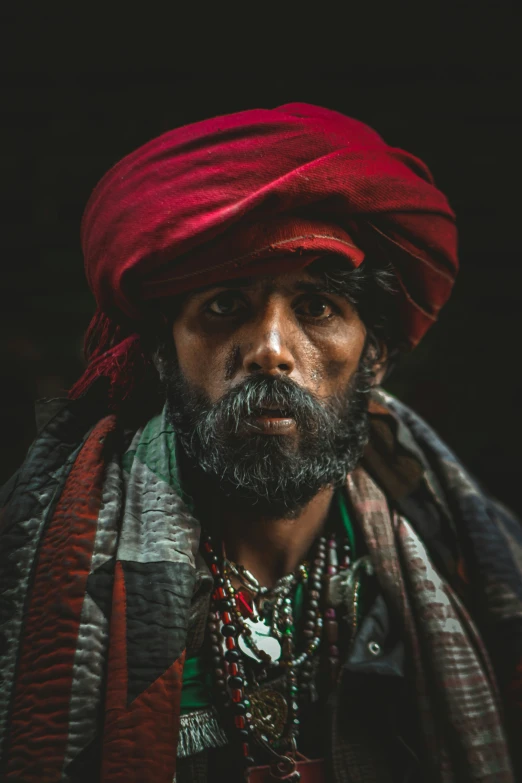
top-left (1, 103), bottom-right (521, 783)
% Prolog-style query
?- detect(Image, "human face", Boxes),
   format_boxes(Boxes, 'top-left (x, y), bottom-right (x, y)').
top-left (162, 266), bottom-right (371, 518)
top-left (171, 267), bottom-right (368, 424)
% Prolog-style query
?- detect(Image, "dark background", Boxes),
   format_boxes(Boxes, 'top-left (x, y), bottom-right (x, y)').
top-left (1, 65), bottom-right (521, 514)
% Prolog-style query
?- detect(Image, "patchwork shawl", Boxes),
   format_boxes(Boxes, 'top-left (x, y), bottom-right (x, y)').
top-left (0, 390), bottom-right (521, 782)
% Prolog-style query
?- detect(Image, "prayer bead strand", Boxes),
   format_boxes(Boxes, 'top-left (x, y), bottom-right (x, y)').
top-left (204, 533), bottom-right (255, 769)
top-left (202, 526), bottom-right (353, 767)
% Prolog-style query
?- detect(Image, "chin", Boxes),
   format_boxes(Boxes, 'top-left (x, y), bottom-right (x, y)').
top-left (217, 484), bottom-right (320, 522)
top-left (201, 453), bottom-right (351, 522)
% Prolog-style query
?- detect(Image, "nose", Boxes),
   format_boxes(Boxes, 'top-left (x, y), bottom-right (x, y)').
top-left (242, 303), bottom-right (296, 377)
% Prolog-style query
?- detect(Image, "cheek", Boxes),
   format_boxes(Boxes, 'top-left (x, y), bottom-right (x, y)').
top-left (172, 321), bottom-right (233, 402)
top-left (308, 321), bottom-right (366, 390)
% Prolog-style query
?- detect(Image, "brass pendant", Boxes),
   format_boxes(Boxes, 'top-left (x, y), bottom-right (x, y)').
top-left (249, 688), bottom-right (288, 741)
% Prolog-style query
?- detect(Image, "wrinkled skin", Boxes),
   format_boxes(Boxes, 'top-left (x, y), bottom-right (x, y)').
top-left (171, 269), bottom-right (367, 408)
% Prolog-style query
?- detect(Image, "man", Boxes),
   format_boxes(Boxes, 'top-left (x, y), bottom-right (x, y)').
top-left (0, 103), bottom-right (521, 783)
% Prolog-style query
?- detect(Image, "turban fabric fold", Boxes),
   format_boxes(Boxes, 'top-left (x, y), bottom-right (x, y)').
top-left (71, 102), bottom-right (458, 406)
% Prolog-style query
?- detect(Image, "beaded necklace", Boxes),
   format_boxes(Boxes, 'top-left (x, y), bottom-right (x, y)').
top-left (201, 505), bottom-right (357, 778)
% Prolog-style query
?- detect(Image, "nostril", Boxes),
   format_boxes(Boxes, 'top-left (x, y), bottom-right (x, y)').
top-left (242, 339), bottom-right (295, 374)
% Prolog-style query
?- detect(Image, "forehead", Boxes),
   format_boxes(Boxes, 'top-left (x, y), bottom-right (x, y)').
top-left (185, 267), bottom-right (330, 299)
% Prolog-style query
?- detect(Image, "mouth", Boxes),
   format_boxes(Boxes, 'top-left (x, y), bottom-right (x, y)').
top-left (257, 407), bottom-right (292, 418)
top-left (246, 407), bottom-right (296, 434)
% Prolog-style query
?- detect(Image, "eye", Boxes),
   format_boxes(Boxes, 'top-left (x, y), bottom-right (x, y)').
top-left (207, 291), bottom-right (246, 316)
top-left (295, 295), bottom-right (335, 320)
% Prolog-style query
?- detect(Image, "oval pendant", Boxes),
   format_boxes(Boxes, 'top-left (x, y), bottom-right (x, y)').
top-left (238, 617), bottom-right (282, 663)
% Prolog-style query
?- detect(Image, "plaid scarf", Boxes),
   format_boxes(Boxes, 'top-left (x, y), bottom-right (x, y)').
top-left (0, 392), bottom-right (520, 782)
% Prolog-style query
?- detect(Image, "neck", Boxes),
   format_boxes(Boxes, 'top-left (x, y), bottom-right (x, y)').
top-left (183, 458), bottom-right (335, 588)
top-left (223, 487), bottom-right (334, 588)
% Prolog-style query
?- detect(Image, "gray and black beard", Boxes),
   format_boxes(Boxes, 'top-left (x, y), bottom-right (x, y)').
top-left (159, 348), bottom-right (374, 521)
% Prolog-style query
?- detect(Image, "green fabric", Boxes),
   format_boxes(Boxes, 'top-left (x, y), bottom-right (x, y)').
top-left (294, 582), bottom-right (304, 625)
top-left (337, 490), bottom-right (356, 555)
top-left (121, 411), bottom-right (180, 487)
top-left (180, 656), bottom-right (214, 713)
top-left (122, 409), bottom-right (196, 511)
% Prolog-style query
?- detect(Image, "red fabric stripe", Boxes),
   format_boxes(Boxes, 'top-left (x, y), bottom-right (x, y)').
top-left (6, 416), bottom-right (116, 782)
top-left (101, 650), bottom-right (185, 783)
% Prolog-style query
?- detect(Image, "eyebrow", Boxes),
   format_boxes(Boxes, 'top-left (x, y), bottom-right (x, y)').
top-left (292, 281), bottom-right (337, 294)
top-left (192, 277), bottom-right (339, 296)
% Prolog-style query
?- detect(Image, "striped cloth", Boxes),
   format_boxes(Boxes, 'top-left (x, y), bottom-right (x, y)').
top-left (345, 467), bottom-right (514, 782)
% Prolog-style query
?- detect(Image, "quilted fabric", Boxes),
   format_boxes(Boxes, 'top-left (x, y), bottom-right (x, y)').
top-left (0, 406), bottom-right (199, 782)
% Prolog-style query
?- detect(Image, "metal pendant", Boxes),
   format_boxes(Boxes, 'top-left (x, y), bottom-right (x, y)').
top-left (327, 555), bottom-right (374, 607)
top-left (238, 617), bottom-right (282, 663)
top-left (249, 687), bottom-right (288, 741)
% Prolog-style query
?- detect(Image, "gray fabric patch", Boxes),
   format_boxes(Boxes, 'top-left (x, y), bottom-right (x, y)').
top-left (61, 594), bottom-right (109, 780)
top-left (119, 458), bottom-right (199, 567)
top-left (90, 455), bottom-right (123, 574)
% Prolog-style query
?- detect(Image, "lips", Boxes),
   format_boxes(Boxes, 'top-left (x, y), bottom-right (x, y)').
top-left (245, 407), bottom-right (297, 435)
top-left (257, 407), bottom-right (291, 418)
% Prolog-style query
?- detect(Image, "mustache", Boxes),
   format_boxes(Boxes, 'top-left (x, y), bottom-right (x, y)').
top-left (207, 375), bottom-right (333, 435)
top-left (162, 358), bottom-right (372, 519)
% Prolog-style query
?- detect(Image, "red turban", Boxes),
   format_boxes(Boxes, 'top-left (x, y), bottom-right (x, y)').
top-left (71, 102), bottom-right (458, 405)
